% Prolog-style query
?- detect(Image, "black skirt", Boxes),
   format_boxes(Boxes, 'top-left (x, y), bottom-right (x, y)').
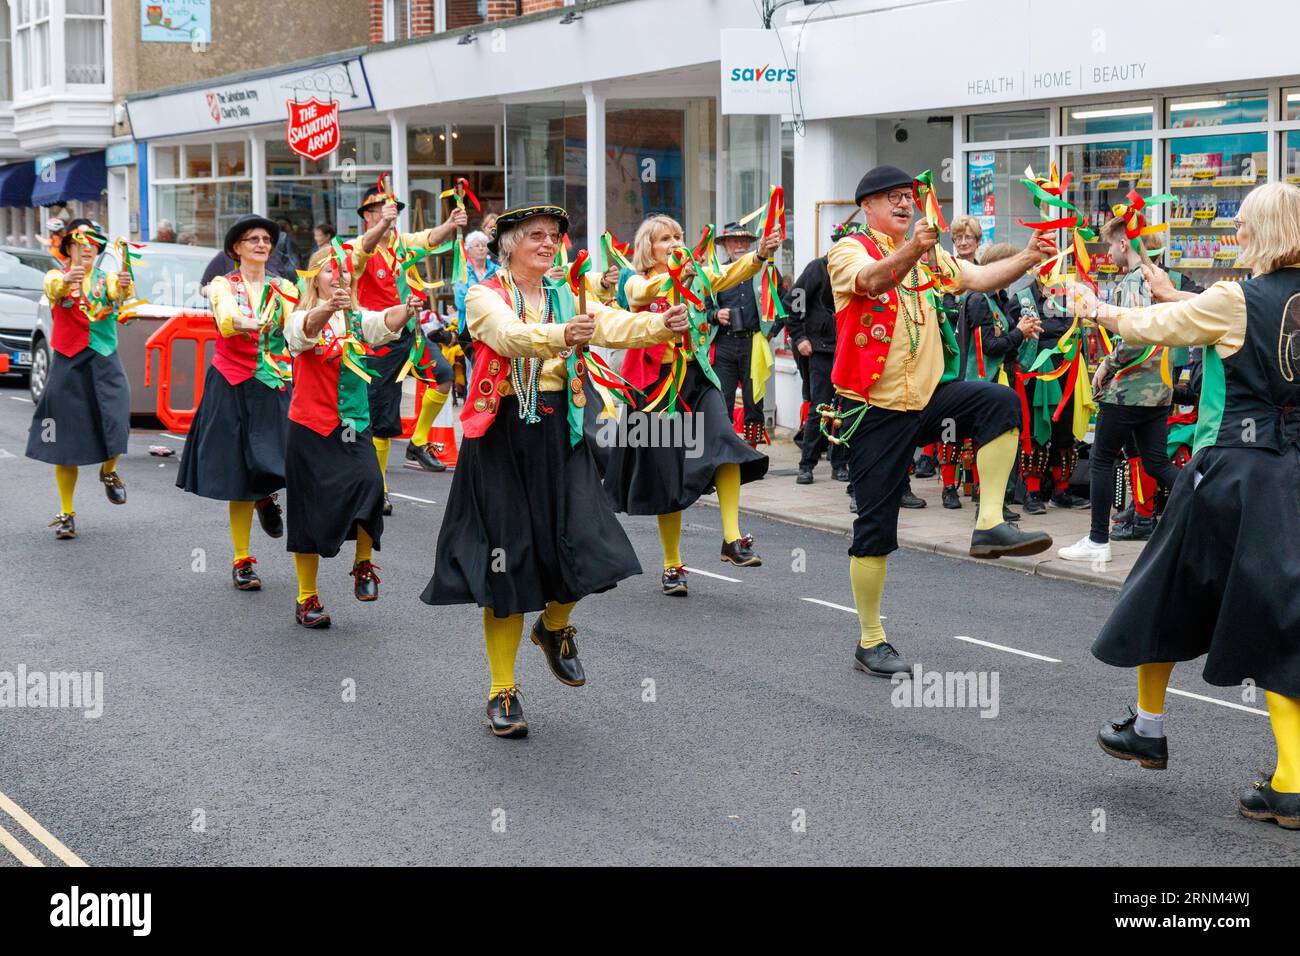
top-left (1092, 443), bottom-right (1300, 697)
top-left (284, 421), bottom-right (384, 558)
top-left (603, 360), bottom-right (768, 515)
top-left (25, 349), bottom-right (130, 466)
top-left (366, 327), bottom-right (414, 439)
top-left (176, 365), bottom-right (290, 501)
top-left (421, 392), bottom-right (642, 615)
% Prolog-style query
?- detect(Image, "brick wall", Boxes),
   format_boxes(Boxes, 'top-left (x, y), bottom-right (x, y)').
top-left (368, 0), bottom-right (569, 41)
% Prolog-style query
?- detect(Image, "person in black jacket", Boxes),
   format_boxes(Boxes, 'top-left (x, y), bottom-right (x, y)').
top-left (705, 221), bottom-right (788, 447)
top-left (788, 253), bottom-right (848, 481)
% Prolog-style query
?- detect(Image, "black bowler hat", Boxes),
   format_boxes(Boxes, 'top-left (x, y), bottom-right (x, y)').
top-left (357, 180), bottom-right (406, 217)
top-left (854, 164), bottom-right (913, 204)
top-left (223, 214), bottom-right (280, 262)
top-left (59, 218), bottom-right (107, 257)
top-left (487, 204), bottom-right (569, 258)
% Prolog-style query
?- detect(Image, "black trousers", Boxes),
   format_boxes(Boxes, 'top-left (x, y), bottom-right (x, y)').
top-left (845, 380), bottom-right (1022, 556)
top-left (712, 331), bottom-right (763, 427)
top-left (799, 350), bottom-right (846, 470)
top-left (1089, 402), bottom-right (1178, 543)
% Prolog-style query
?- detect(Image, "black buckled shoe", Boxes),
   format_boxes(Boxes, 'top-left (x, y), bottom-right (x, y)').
top-left (1111, 515), bottom-right (1155, 541)
top-left (99, 470), bottom-right (126, 505)
top-left (382, 493), bottom-right (393, 516)
top-left (900, 487), bottom-right (926, 509)
top-left (1097, 706), bottom-right (1168, 769)
top-left (833, 466), bottom-right (850, 482)
top-left (662, 566), bottom-right (688, 596)
top-left (49, 512), bottom-right (76, 540)
top-left (1023, 493), bottom-right (1046, 515)
top-left (350, 560), bottom-right (380, 601)
top-left (721, 534), bottom-right (761, 567)
top-left (969, 522), bottom-right (1052, 559)
top-left (295, 594), bottom-right (331, 629)
top-left (232, 557), bottom-right (261, 591)
top-left (530, 618), bottom-right (586, 687)
top-left (1112, 505), bottom-right (1135, 528)
top-left (796, 468), bottom-right (814, 485)
top-left (486, 687), bottom-right (528, 738)
top-left (1051, 491), bottom-right (1090, 509)
top-left (853, 641), bottom-right (912, 678)
top-left (942, 484), bottom-right (962, 509)
top-left (405, 440), bottom-right (447, 472)
top-left (255, 494), bottom-right (284, 538)
top-left (913, 454), bottom-right (937, 479)
top-left (1003, 506), bottom-right (1021, 522)
top-left (1239, 776), bottom-right (1300, 829)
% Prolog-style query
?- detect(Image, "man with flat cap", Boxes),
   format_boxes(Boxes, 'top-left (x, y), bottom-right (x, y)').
top-left (827, 164), bottom-right (1055, 680)
top-left (352, 181), bottom-right (468, 508)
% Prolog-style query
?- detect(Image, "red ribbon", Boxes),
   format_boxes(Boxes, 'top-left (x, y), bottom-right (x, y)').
top-left (455, 177), bottom-right (481, 212)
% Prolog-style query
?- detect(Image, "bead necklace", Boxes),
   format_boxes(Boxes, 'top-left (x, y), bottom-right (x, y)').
top-left (508, 274), bottom-right (550, 424)
top-left (868, 228), bottom-right (923, 356)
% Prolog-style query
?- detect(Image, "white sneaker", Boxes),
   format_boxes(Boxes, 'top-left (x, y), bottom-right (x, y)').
top-left (1058, 535), bottom-right (1111, 562)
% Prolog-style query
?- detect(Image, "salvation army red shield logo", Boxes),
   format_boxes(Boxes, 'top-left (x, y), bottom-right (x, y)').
top-left (285, 98), bottom-right (340, 162)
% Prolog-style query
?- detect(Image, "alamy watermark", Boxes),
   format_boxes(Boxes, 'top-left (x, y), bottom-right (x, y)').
top-left (891, 665), bottom-right (999, 718)
top-left (593, 409), bottom-right (703, 458)
top-left (0, 665), bottom-right (103, 719)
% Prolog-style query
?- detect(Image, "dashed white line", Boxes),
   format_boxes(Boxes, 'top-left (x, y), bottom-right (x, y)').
top-left (1168, 687), bottom-right (1267, 716)
top-left (952, 635), bottom-right (1061, 663)
top-left (799, 597), bottom-right (885, 620)
top-left (160, 433), bottom-right (188, 442)
top-left (683, 567), bottom-right (741, 583)
top-left (388, 492), bottom-right (436, 504)
top-left (7, 395), bottom-right (31, 403)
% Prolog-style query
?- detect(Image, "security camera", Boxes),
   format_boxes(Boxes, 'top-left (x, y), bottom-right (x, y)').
top-left (893, 123), bottom-right (908, 144)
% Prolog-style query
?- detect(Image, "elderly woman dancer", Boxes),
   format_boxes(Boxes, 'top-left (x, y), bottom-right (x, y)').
top-left (421, 205), bottom-right (690, 739)
top-left (1074, 182), bottom-right (1300, 829)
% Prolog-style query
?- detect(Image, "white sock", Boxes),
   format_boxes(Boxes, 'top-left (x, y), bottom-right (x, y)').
top-left (1134, 707), bottom-right (1165, 738)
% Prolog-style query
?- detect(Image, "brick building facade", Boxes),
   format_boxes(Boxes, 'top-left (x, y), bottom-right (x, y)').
top-left (367, 0), bottom-right (569, 41)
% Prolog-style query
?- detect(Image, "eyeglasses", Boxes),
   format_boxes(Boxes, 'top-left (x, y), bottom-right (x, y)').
top-left (242, 235), bottom-right (273, 247)
top-left (525, 230), bottom-right (561, 244)
top-left (879, 189), bottom-right (911, 207)
top-left (1233, 217), bottom-right (1247, 228)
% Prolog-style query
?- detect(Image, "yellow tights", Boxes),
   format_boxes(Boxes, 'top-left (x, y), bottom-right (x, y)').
top-left (373, 437), bottom-right (391, 492)
top-left (484, 610), bottom-right (524, 696)
top-left (293, 552), bottom-right (319, 603)
top-left (657, 511), bottom-right (683, 569)
top-left (228, 500), bottom-right (255, 562)
top-left (973, 430), bottom-right (1018, 531)
top-left (850, 555), bottom-right (888, 649)
top-left (54, 465), bottom-right (78, 514)
top-left (716, 463), bottom-right (742, 543)
top-left (411, 387), bottom-right (450, 447)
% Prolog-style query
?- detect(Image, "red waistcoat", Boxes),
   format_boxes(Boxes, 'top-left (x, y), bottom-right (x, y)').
top-left (49, 283), bottom-right (91, 358)
top-left (460, 277), bottom-right (521, 439)
top-left (212, 272), bottom-right (266, 386)
top-left (831, 233), bottom-right (899, 402)
top-left (355, 239), bottom-right (400, 311)
top-left (289, 342), bottom-right (344, 436)
top-left (619, 295), bottom-right (673, 391)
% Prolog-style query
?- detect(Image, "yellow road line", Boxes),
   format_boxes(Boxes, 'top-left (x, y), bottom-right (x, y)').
top-left (0, 791), bottom-right (87, 867)
top-left (0, 822), bottom-right (43, 867)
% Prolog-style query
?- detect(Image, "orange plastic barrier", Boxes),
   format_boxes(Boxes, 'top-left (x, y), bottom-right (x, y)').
top-left (143, 312), bottom-right (218, 434)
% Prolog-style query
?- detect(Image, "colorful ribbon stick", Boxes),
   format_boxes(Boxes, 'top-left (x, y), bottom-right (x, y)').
top-left (1111, 188), bottom-right (1176, 254)
top-left (912, 169), bottom-right (948, 233)
top-left (662, 247), bottom-right (703, 310)
top-left (1018, 163), bottom-right (1099, 292)
top-left (440, 177), bottom-right (482, 212)
top-left (599, 230), bottom-right (633, 272)
top-left (567, 247), bottom-right (592, 299)
top-left (738, 185), bottom-right (786, 240)
top-left (376, 172), bottom-right (399, 206)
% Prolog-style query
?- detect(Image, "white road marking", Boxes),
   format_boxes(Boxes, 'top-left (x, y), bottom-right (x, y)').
top-left (0, 449), bottom-right (13, 459)
top-left (7, 396), bottom-right (31, 403)
top-left (1168, 687), bottom-right (1267, 716)
top-left (0, 790), bottom-right (86, 866)
top-left (683, 567), bottom-right (741, 583)
top-left (389, 492), bottom-right (436, 504)
top-left (952, 635), bottom-right (1061, 663)
top-left (0, 823), bottom-right (42, 866)
top-left (799, 597), bottom-right (886, 620)
top-left (161, 433), bottom-right (188, 442)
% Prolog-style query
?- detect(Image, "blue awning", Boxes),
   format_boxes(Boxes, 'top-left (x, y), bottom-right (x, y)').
top-left (0, 162), bottom-right (35, 207)
top-left (31, 151), bottom-right (106, 206)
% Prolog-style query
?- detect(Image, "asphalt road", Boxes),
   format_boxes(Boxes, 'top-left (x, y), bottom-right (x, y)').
top-left (0, 379), bottom-right (1296, 866)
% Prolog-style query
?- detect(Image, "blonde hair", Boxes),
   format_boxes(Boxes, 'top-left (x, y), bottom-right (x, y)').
top-left (298, 245), bottom-right (355, 313)
top-left (950, 215), bottom-right (983, 241)
top-left (632, 214), bottom-right (683, 272)
top-left (496, 214), bottom-right (559, 270)
top-left (1235, 182), bottom-right (1300, 276)
top-left (977, 242), bottom-right (1018, 265)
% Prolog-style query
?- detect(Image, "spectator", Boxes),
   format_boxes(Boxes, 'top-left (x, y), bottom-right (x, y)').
top-left (312, 222), bottom-right (336, 256)
top-left (154, 219), bottom-right (177, 243)
top-left (789, 243), bottom-right (847, 484)
top-left (480, 211), bottom-right (499, 239)
top-left (274, 218), bottom-right (300, 272)
top-left (176, 232), bottom-right (195, 245)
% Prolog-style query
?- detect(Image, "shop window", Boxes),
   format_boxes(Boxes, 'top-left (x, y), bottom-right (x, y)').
top-left (1063, 101), bottom-right (1153, 136)
top-left (267, 179), bottom-right (339, 269)
top-left (967, 109), bottom-right (1048, 142)
top-left (185, 145), bottom-right (212, 179)
top-left (265, 139), bottom-right (300, 177)
top-left (1164, 131), bottom-right (1265, 284)
top-left (154, 182), bottom-right (252, 249)
top-left (408, 126), bottom-right (445, 165)
top-left (153, 145), bottom-right (179, 180)
top-left (965, 146), bottom-right (1048, 249)
top-left (451, 125), bottom-right (496, 166)
top-left (215, 142), bottom-right (246, 178)
top-left (1285, 89), bottom-right (1300, 122)
top-left (338, 130), bottom-right (392, 168)
top-left (506, 103), bottom-right (588, 248)
top-left (1286, 131), bottom-right (1300, 184)
top-left (65, 0), bottom-right (105, 85)
top-left (1062, 139), bottom-right (1153, 290)
top-left (1166, 90), bottom-right (1266, 129)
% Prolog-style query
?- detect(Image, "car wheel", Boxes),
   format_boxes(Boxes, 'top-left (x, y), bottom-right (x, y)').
top-left (29, 337), bottom-right (49, 403)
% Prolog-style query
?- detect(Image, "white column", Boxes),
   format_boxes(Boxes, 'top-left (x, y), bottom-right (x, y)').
top-left (583, 83), bottom-right (605, 250)
top-left (390, 112), bottom-right (410, 232)
top-left (249, 134), bottom-right (267, 217)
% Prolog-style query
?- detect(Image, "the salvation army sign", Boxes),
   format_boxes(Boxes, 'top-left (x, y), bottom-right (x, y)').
top-left (286, 97), bottom-right (340, 162)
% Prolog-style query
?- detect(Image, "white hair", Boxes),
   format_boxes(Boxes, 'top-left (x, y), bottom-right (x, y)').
top-left (496, 215), bottom-right (558, 269)
top-left (465, 230), bottom-right (488, 248)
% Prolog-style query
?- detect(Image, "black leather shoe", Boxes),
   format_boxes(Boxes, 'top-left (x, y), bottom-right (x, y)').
top-left (255, 494), bottom-right (284, 538)
top-left (1051, 491), bottom-right (1090, 509)
top-left (1003, 506), bottom-right (1021, 522)
top-left (295, 594), bottom-right (331, 629)
top-left (853, 642), bottom-right (912, 678)
top-left (942, 484), bottom-right (962, 509)
top-left (796, 468), bottom-right (814, 485)
top-left (721, 534), bottom-right (761, 567)
top-left (49, 512), bottom-right (76, 540)
top-left (913, 454), bottom-right (937, 479)
top-left (833, 466), bottom-right (850, 482)
top-left (900, 488), bottom-right (926, 509)
top-left (99, 470), bottom-right (126, 505)
top-left (662, 566), bottom-right (688, 596)
top-left (232, 557), bottom-right (261, 590)
top-left (1239, 776), bottom-right (1300, 829)
top-left (382, 493), bottom-right (393, 516)
top-left (1112, 505), bottom-right (1135, 527)
top-left (351, 560), bottom-right (380, 601)
top-left (1097, 706), bottom-right (1168, 769)
top-left (1111, 515), bottom-right (1155, 541)
top-left (486, 687), bottom-right (528, 738)
top-left (405, 441), bottom-right (447, 472)
top-left (969, 522), bottom-right (1052, 559)
top-left (1023, 493), bottom-right (1046, 515)
top-left (530, 618), bottom-right (586, 687)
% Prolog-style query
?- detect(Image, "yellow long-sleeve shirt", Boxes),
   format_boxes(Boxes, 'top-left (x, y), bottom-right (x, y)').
top-left (621, 251), bottom-right (764, 310)
top-left (44, 269), bottom-right (132, 305)
top-left (208, 274), bottom-right (295, 337)
top-left (284, 308), bottom-right (400, 357)
top-left (1115, 278), bottom-right (1257, 359)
